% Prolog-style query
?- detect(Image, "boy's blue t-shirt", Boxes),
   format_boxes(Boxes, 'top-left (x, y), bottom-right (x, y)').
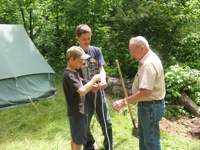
top-left (86, 45), bottom-right (105, 67)
top-left (79, 45), bottom-right (105, 99)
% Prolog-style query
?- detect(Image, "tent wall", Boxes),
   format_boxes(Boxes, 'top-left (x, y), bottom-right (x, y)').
top-left (0, 73), bottom-right (56, 109)
top-left (0, 24), bottom-right (55, 79)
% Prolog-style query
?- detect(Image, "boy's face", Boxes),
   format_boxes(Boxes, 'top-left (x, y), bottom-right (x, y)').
top-left (76, 32), bottom-right (91, 51)
top-left (71, 57), bottom-right (84, 69)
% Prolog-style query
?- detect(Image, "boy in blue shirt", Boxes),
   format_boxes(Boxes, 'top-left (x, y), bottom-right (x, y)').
top-left (76, 24), bottom-right (113, 150)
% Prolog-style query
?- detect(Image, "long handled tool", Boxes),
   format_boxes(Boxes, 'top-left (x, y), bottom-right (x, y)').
top-left (116, 60), bottom-right (137, 130)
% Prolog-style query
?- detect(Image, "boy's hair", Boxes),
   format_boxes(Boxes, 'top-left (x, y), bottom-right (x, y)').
top-left (66, 46), bottom-right (90, 60)
top-left (66, 50), bottom-right (77, 61)
top-left (76, 24), bottom-right (92, 37)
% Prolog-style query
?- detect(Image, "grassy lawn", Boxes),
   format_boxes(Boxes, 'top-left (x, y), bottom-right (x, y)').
top-left (0, 84), bottom-right (199, 150)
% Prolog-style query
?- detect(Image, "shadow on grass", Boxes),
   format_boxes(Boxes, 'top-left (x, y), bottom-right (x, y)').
top-left (114, 139), bottom-right (127, 149)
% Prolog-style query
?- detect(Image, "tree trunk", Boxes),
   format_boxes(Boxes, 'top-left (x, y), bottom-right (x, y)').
top-left (179, 93), bottom-right (200, 117)
top-left (29, 0), bottom-right (33, 41)
top-left (17, 1), bottom-right (26, 29)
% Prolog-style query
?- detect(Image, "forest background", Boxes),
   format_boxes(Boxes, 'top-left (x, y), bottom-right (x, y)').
top-left (0, 0), bottom-right (199, 117)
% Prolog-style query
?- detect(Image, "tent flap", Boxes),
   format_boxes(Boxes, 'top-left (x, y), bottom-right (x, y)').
top-left (0, 24), bottom-right (57, 109)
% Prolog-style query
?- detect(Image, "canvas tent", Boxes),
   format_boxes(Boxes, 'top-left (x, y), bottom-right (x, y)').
top-left (0, 24), bottom-right (56, 109)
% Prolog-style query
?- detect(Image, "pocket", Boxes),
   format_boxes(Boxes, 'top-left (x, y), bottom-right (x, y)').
top-left (142, 104), bottom-right (151, 112)
top-left (154, 104), bottom-right (165, 122)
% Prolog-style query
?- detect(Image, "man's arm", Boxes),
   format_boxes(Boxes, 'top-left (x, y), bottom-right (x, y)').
top-left (112, 88), bottom-right (152, 111)
top-left (126, 88), bottom-right (152, 103)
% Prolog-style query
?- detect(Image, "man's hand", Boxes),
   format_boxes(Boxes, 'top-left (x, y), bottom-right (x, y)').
top-left (112, 99), bottom-right (126, 112)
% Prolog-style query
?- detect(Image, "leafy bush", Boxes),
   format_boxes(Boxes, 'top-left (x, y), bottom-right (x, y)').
top-left (165, 65), bottom-right (200, 117)
top-left (165, 65), bottom-right (200, 118)
top-left (175, 33), bottom-right (200, 70)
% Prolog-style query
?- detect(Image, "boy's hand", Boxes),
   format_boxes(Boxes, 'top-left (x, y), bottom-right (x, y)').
top-left (90, 74), bottom-right (101, 93)
top-left (91, 83), bottom-right (99, 93)
top-left (93, 74), bottom-right (102, 82)
top-left (99, 81), bottom-right (107, 89)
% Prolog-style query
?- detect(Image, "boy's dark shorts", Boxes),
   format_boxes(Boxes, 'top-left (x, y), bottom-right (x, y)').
top-left (69, 115), bottom-right (87, 145)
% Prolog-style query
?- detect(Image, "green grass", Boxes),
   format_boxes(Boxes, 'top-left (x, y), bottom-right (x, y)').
top-left (0, 84), bottom-right (199, 150)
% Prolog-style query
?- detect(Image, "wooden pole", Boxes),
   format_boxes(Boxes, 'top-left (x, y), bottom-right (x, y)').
top-left (116, 60), bottom-right (137, 129)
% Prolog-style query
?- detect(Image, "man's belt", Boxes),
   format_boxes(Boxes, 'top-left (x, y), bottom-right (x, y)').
top-left (138, 100), bottom-right (163, 105)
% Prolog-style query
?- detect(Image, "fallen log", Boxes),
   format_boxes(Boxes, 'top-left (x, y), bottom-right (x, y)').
top-left (179, 93), bottom-right (200, 117)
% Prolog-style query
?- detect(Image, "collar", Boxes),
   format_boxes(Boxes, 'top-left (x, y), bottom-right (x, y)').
top-left (139, 49), bottom-right (151, 65)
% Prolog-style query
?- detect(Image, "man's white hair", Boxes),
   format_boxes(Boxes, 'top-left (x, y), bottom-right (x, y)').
top-left (130, 36), bottom-right (149, 48)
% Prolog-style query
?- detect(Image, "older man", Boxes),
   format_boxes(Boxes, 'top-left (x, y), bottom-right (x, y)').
top-left (113, 36), bottom-right (166, 150)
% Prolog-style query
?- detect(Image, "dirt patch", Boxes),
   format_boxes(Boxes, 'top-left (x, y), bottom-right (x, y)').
top-left (160, 117), bottom-right (200, 139)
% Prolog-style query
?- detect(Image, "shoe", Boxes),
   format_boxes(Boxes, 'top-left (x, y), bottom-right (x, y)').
top-left (93, 142), bottom-right (99, 150)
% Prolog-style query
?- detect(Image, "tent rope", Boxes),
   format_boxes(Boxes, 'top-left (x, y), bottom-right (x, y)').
top-left (15, 77), bottom-right (39, 112)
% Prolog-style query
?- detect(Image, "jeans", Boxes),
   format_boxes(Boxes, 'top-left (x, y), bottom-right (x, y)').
top-left (138, 100), bottom-right (165, 150)
top-left (84, 90), bottom-right (113, 150)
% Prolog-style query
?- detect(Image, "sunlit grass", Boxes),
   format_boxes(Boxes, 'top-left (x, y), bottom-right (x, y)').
top-left (0, 84), bottom-right (199, 150)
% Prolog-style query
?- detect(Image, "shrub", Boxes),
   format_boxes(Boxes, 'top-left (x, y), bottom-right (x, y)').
top-left (165, 65), bottom-right (200, 117)
top-left (175, 33), bottom-right (200, 70)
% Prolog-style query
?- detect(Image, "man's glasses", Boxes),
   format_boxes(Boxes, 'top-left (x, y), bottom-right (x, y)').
top-left (130, 49), bottom-right (137, 55)
top-left (129, 45), bottom-right (142, 54)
